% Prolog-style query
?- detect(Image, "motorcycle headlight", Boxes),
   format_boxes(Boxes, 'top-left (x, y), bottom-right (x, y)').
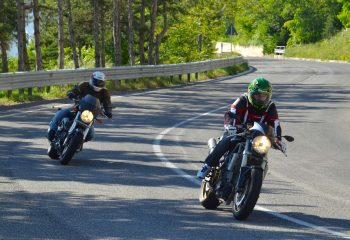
top-left (81, 110), bottom-right (94, 123)
top-left (252, 136), bottom-right (271, 155)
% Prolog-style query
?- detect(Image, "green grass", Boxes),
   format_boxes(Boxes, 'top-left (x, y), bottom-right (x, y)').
top-left (284, 29), bottom-right (350, 62)
top-left (0, 62), bottom-right (248, 105)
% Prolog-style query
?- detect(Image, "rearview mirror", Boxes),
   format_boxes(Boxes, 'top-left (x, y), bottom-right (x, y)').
top-left (283, 135), bottom-right (294, 142)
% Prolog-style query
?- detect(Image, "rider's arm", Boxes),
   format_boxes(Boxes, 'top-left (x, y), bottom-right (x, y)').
top-left (101, 90), bottom-right (113, 119)
top-left (266, 103), bottom-right (282, 140)
top-left (67, 82), bottom-right (84, 99)
top-left (225, 96), bottom-right (247, 127)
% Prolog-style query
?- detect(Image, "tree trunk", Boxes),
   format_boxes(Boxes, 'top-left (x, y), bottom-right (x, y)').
top-left (17, 0), bottom-right (25, 72)
top-left (93, 0), bottom-right (101, 67)
top-left (66, 0), bottom-right (79, 69)
top-left (33, 0), bottom-right (43, 71)
top-left (16, 0), bottom-right (25, 96)
top-left (127, 0), bottom-right (135, 65)
top-left (57, 0), bottom-right (64, 69)
top-left (155, 0), bottom-right (167, 65)
top-left (0, 41), bottom-right (9, 73)
top-left (148, 0), bottom-right (157, 65)
top-left (113, 0), bottom-right (122, 66)
top-left (100, 0), bottom-right (106, 67)
top-left (138, 0), bottom-right (146, 65)
top-left (1, 40), bottom-right (12, 97)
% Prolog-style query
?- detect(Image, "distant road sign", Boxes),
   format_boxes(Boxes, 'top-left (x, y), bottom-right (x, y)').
top-left (226, 24), bottom-right (237, 35)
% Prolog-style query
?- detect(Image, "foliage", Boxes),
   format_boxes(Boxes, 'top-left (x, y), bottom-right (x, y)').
top-left (284, 28), bottom-right (350, 61)
top-left (284, 0), bottom-right (342, 45)
top-left (0, 0), bottom-right (349, 70)
top-left (337, 0), bottom-right (350, 27)
top-left (161, 0), bottom-right (227, 63)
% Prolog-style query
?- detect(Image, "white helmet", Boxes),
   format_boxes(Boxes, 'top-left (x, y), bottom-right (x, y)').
top-left (89, 71), bottom-right (106, 92)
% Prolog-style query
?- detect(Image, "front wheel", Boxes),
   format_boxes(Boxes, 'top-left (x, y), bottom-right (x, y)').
top-left (199, 179), bottom-right (220, 210)
top-left (60, 132), bottom-right (83, 165)
top-left (47, 145), bottom-right (59, 160)
top-left (232, 168), bottom-right (263, 220)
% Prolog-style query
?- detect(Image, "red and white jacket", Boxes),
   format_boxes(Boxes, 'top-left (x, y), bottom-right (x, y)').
top-left (224, 94), bottom-right (282, 140)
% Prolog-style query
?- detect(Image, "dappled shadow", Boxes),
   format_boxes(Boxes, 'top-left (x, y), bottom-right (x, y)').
top-left (0, 190), bottom-right (347, 240)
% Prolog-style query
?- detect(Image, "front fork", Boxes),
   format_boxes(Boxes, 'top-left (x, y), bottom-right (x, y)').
top-left (235, 140), bottom-right (268, 192)
top-left (64, 112), bottom-right (93, 146)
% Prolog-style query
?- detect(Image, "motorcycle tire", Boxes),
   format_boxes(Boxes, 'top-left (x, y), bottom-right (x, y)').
top-left (60, 132), bottom-right (83, 165)
top-left (47, 145), bottom-right (59, 160)
top-left (199, 179), bottom-right (220, 210)
top-left (232, 168), bottom-right (263, 220)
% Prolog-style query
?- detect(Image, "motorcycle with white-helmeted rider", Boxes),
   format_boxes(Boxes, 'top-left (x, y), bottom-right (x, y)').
top-left (46, 71), bottom-right (113, 165)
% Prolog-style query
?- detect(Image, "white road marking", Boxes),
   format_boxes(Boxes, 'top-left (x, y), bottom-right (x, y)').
top-left (153, 106), bottom-right (350, 240)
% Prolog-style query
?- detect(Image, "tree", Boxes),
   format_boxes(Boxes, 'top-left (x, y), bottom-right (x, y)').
top-left (148, 0), bottom-right (157, 65)
top-left (113, 0), bottom-right (122, 65)
top-left (127, 0), bottom-right (135, 65)
top-left (137, 0), bottom-right (146, 64)
top-left (33, 0), bottom-right (43, 71)
top-left (337, 0), bottom-right (350, 28)
top-left (66, 0), bottom-right (79, 68)
top-left (284, 0), bottom-right (342, 45)
top-left (154, 0), bottom-right (167, 64)
top-left (57, 0), bottom-right (64, 69)
top-left (0, 0), bottom-right (17, 73)
top-left (93, 0), bottom-right (101, 67)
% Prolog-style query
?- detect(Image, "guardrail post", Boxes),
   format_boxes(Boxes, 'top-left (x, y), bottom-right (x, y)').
top-left (187, 73), bottom-right (191, 83)
top-left (179, 74), bottom-right (182, 81)
top-left (114, 80), bottom-right (121, 89)
top-left (195, 72), bottom-right (198, 80)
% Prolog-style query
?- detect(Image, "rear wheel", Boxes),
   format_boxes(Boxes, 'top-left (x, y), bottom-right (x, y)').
top-left (232, 168), bottom-right (263, 220)
top-left (60, 133), bottom-right (83, 165)
top-left (199, 179), bottom-right (220, 210)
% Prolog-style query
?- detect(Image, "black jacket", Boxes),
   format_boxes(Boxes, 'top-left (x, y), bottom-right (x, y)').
top-left (68, 82), bottom-right (113, 118)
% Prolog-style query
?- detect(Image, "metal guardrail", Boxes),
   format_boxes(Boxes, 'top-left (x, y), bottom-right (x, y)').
top-left (0, 56), bottom-right (246, 91)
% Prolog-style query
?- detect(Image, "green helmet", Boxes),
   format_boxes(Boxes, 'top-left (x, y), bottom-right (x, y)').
top-left (247, 77), bottom-right (272, 109)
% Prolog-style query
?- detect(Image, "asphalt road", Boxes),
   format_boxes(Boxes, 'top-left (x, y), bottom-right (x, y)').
top-left (0, 58), bottom-right (349, 240)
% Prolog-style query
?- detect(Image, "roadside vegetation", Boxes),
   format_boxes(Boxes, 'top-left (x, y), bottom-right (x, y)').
top-left (284, 29), bottom-right (350, 62)
top-left (0, 58), bottom-right (248, 105)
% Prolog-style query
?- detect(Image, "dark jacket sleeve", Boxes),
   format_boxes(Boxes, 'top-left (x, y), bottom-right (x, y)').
top-left (101, 89), bottom-right (113, 118)
top-left (67, 82), bottom-right (85, 99)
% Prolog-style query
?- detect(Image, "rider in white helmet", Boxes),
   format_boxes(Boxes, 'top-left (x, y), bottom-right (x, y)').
top-left (47, 71), bottom-right (113, 142)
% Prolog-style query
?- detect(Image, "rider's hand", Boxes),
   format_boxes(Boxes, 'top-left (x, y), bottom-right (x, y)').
top-left (224, 124), bottom-right (236, 136)
top-left (104, 111), bottom-right (113, 119)
top-left (67, 92), bottom-right (75, 99)
top-left (275, 139), bottom-right (287, 153)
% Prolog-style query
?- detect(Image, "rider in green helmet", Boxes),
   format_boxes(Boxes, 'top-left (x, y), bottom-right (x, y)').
top-left (247, 77), bottom-right (272, 109)
top-left (197, 77), bottom-right (285, 179)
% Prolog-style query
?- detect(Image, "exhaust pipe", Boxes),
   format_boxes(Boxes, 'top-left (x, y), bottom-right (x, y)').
top-left (207, 138), bottom-right (217, 154)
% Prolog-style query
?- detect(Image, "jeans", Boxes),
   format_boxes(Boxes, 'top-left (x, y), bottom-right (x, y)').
top-left (49, 107), bottom-right (95, 142)
top-left (204, 134), bottom-right (240, 167)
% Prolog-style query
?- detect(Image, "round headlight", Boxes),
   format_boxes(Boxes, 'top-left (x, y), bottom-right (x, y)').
top-left (252, 136), bottom-right (271, 154)
top-left (81, 110), bottom-right (94, 123)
